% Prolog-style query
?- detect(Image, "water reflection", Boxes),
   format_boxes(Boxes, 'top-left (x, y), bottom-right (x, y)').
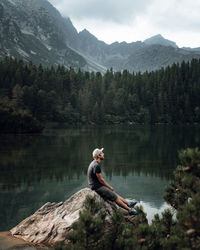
top-left (0, 125), bottom-right (199, 230)
top-left (139, 201), bottom-right (171, 223)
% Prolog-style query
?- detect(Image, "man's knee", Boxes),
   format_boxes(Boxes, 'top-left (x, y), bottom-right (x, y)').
top-left (115, 195), bottom-right (120, 202)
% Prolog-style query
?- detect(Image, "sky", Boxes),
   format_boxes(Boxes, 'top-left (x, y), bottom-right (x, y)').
top-left (48, 0), bottom-right (200, 48)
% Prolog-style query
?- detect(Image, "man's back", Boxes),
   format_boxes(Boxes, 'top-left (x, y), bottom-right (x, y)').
top-left (88, 160), bottom-right (103, 190)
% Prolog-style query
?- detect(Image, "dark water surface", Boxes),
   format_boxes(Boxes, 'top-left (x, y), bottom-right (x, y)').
top-left (0, 125), bottom-right (200, 231)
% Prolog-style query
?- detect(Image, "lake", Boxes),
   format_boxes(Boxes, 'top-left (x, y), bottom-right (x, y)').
top-left (0, 124), bottom-right (200, 231)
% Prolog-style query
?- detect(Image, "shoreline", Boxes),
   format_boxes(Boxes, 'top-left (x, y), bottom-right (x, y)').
top-left (0, 231), bottom-right (47, 250)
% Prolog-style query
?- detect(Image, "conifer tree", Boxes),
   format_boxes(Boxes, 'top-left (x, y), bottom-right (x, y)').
top-left (1, 57), bottom-right (200, 126)
top-left (65, 196), bottom-right (106, 250)
top-left (164, 147), bottom-right (200, 208)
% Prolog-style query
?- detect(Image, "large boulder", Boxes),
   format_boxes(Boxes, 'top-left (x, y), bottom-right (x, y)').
top-left (10, 188), bottom-right (126, 247)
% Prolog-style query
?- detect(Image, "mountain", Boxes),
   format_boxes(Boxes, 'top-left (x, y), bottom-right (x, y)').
top-left (77, 31), bottom-right (200, 72)
top-left (182, 47), bottom-right (200, 52)
top-left (0, 0), bottom-right (200, 73)
top-left (0, 0), bottom-right (105, 72)
top-left (143, 34), bottom-right (178, 48)
top-left (124, 44), bottom-right (200, 72)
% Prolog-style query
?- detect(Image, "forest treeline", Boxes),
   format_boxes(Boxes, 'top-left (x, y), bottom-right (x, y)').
top-left (0, 57), bottom-right (200, 132)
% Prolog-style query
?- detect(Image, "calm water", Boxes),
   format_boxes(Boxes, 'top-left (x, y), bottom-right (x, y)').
top-left (0, 125), bottom-right (200, 231)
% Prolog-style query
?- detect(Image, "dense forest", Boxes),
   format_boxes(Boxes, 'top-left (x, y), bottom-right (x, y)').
top-left (0, 57), bottom-right (200, 132)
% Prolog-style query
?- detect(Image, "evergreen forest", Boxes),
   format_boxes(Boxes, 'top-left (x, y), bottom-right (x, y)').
top-left (0, 57), bottom-right (200, 132)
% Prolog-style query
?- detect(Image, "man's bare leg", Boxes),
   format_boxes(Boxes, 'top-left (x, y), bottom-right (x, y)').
top-left (115, 196), bottom-right (130, 211)
top-left (117, 195), bottom-right (129, 205)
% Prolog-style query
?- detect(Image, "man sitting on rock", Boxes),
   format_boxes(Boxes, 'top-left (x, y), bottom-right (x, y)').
top-left (87, 147), bottom-right (137, 215)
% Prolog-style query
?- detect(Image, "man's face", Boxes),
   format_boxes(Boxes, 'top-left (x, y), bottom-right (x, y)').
top-left (99, 152), bottom-right (104, 160)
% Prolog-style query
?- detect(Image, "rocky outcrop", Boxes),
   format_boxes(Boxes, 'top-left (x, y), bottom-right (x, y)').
top-left (10, 188), bottom-right (126, 247)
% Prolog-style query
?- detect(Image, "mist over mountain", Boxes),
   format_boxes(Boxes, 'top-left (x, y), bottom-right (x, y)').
top-left (1, 0), bottom-right (200, 72)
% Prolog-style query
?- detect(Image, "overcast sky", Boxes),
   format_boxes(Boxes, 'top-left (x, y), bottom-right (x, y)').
top-left (48, 0), bottom-right (200, 48)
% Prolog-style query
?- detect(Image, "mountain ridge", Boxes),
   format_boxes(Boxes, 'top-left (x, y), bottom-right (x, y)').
top-left (1, 0), bottom-right (200, 73)
top-left (143, 34), bottom-right (178, 48)
top-left (0, 0), bottom-right (87, 69)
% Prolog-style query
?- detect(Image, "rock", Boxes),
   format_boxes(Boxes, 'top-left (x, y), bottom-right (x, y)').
top-left (10, 188), bottom-right (125, 247)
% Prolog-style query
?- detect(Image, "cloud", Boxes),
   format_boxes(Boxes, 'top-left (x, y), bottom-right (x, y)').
top-left (48, 0), bottom-right (200, 48)
top-left (49, 0), bottom-right (153, 23)
top-left (147, 0), bottom-right (200, 33)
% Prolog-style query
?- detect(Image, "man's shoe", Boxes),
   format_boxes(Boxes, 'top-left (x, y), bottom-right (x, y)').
top-left (127, 201), bottom-right (137, 207)
top-left (129, 209), bottom-right (137, 216)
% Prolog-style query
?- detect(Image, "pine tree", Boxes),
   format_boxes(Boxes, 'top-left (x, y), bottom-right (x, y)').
top-left (1, 57), bottom-right (200, 126)
top-left (65, 196), bottom-right (106, 250)
top-left (164, 148), bottom-right (200, 209)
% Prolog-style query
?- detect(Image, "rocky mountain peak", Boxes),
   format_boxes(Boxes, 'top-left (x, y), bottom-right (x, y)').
top-left (79, 29), bottom-right (102, 43)
top-left (144, 34), bottom-right (178, 48)
top-left (0, 0), bottom-right (200, 73)
top-left (79, 28), bottom-right (91, 34)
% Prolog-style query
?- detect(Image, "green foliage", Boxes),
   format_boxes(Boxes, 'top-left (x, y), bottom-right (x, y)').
top-left (59, 196), bottom-right (106, 250)
top-left (0, 96), bottom-right (43, 133)
top-left (102, 209), bottom-right (128, 250)
top-left (0, 57), bottom-right (200, 131)
top-left (179, 148), bottom-right (200, 174)
top-left (164, 147), bottom-right (200, 208)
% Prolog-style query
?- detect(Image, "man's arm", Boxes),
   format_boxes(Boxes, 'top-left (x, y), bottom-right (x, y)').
top-left (96, 173), bottom-right (114, 191)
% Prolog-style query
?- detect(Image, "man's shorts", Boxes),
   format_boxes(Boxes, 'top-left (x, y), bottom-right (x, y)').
top-left (95, 186), bottom-right (117, 201)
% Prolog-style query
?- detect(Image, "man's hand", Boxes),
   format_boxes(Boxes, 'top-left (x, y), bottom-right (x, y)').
top-left (96, 173), bottom-right (114, 191)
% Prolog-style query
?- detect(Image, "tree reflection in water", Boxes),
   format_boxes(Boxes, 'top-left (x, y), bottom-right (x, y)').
top-left (0, 124), bottom-right (199, 230)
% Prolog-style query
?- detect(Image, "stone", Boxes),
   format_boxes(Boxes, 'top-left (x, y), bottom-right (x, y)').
top-left (10, 188), bottom-right (126, 247)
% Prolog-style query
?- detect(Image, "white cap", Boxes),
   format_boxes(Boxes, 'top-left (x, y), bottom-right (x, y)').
top-left (92, 148), bottom-right (104, 158)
